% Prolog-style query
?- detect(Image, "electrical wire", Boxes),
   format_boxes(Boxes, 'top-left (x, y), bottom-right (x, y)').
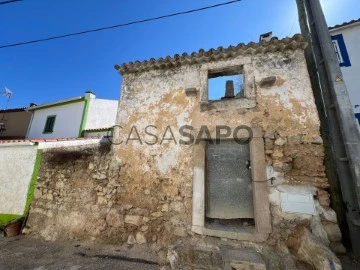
top-left (0, 0), bottom-right (242, 49)
top-left (0, 0), bottom-right (22, 5)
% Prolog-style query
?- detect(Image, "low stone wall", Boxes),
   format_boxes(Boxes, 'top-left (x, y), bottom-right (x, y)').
top-left (28, 143), bottom-right (188, 245)
top-left (27, 143), bottom-right (193, 246)
top-left (27, 143), bottom-right (122, 242)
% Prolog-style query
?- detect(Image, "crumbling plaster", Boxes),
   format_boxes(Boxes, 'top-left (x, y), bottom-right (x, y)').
top-left (115, 48), bottom-right (321, 184)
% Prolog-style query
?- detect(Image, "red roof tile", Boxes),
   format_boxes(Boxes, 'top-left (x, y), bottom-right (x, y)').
top-left (0, 137), bottom-right (101, 144)
top-left (329, 18), bottom-right (360, 30)
top-left (115, 34), bottom-right (308, 74)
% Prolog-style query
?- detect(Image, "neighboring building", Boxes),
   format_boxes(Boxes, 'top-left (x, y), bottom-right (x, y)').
top-left (26, 91), bottom-right (118, 139)
top-left (329, 18), bottom-right (360, 125)
top-left (0, 107), bottom-right (32, 139)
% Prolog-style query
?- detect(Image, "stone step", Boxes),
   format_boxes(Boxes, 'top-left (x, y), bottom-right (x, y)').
top-left (222, 248), bottom-right (266, 270)
top-left (172, 245), bottom-right (270, 269)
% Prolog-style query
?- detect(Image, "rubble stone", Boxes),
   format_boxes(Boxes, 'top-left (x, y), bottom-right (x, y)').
top-left (127, 234), bottom-right (136, 245)
top-left (124, 215), bottom-right (142, 226)
top-left (287, 227), bottom-right (341, 270)
top-left (322, 221), bottom-right (342, 242)
top-left (173, 227), bottom-right (187, 237)
top-left (317, 190), bottom-right (331, 209)
top-left (135, 232), bottom-right (147, 244)
top-left (170, 201), bottom-right (185, 213)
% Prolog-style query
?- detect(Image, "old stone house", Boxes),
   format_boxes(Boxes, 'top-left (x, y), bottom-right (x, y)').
top-left (112, 34), bottom-right (342, 267)
top-left (26, 34), bottom-right (343, 269)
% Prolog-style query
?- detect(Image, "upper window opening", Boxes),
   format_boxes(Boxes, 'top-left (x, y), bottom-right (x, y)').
top-left (43, 115), bottom-right (56, 133)
top-left (208, 69), bottom-right (244, 101)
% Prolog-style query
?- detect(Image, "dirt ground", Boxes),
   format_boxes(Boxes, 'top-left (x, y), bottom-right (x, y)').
top-left (0, 235), bottom-right (162, 270)
top-left (1, 234), bottom-right (360, 269)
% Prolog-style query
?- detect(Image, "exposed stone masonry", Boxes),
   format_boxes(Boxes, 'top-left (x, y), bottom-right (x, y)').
top-left (27, 144), bottom-right (192, 246)
top-left (25, 135), bottom-right (344, 269)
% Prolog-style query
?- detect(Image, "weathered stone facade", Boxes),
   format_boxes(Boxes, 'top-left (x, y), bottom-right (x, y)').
top-left (26, 36), bottom-right (344, 269)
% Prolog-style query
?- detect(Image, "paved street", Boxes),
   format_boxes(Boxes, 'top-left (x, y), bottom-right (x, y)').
top-left (0, 236), bottom-right (161, 270)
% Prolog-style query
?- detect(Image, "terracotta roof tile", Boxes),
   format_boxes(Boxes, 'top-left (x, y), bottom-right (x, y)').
top-left (329, 18), bottom-right (360, 30)
top-left (0, 137), bottom-right (100, 144)
top-left (115, 34), bottom-right (308, 74)
top-left (0, 107), bottom-right (28, 113)
top-left (84, 127), bottom-right (112, 132)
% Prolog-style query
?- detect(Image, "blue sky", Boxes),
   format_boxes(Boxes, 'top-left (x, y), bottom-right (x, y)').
top-left (1, 0), bottom-right (359, 108)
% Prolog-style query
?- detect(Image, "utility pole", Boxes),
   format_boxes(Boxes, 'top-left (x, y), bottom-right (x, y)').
top-left (296, 0), bottom-right (360, 256)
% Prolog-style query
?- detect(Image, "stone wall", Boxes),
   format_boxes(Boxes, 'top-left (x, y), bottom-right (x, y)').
top-left (28, 143), bottom-right (189, 246)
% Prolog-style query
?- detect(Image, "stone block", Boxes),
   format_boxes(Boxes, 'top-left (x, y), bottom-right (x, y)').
top-left (322, 221), bottom-right (342, 242)
top-left (264, 129), bottom-right (275, 139)
top-left (127, 234), bottom-right (136, 245)
top-left (317, 190), bottom-right (330, 208)
top-left (287, 227), bottom-right (341, 270)
top-left (106, 209), bottom-right (123, 227)
top-left (274, 137), bottom-right (287, 146)
top-left (161, 204), bottom-right (169, 212)
top-left (135, 231), bottom-right (147, 244)
top-left (167, 248), bottom-right (180, 269)
top-left (259, 76), bottom-right (277, 88)
top-left (193, 249), bottom-right (213, 266)
top-left (124, 215), bottom-right (142, 226)
top-left (330, 242), bottom-right (346, 254)
top-left (226, 249), bottom-right (266, 270)
top-left (173, 227), bottom-right (187, 237)
top-left (311, 136), bottom-right (323, 144)
top-left (140, 225), bottom-right (149, 232)
top-left (310, 216), bottom-right (330, 246)
top-left (170, 201), bottom-right (185, 213)
top-left (150, 211), bottom-right (163, 218)
top-left (318, 204), bottom-right (337, 223)
top-left (185, 88), bottom-right (197, 96)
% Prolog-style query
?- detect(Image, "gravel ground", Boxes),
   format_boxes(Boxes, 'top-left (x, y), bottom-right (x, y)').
top-left (339, 254), bottom-right (360, 270)
top-left (0, 235), bottom-right (162, 270)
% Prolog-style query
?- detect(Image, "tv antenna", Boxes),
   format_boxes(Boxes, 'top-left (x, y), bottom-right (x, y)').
top-left (0, 87), bottom-right (13, 133)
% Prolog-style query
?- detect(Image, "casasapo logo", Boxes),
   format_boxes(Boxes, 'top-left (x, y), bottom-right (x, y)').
top-left (106, 125), bottom-right (253, 145)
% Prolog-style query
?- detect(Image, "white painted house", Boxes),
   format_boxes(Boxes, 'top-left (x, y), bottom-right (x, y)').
top-left (26, 91), bottom-right (118, 139)
top-left (329, 18), bottom-right (360, 126)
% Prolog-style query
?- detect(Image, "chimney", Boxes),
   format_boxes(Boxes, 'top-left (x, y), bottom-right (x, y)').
top-left (29, 103), bottom-right (38, 107)
top-left (222, 80), bottom-right (235, 99)
top-left (85, 90), bottom-right (96, 99)
top-left (259, 32), bottom-right (273, 42)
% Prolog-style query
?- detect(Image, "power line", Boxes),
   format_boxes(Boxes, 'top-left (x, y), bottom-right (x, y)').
top-left (0, 0), bottom-right (23, 5)
top-left (0, 0), bottom-right (242, 49)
